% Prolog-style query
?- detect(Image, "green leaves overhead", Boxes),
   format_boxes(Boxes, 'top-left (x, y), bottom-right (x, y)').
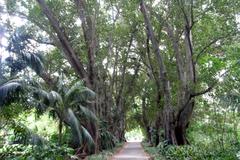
top-left (7, 28), bottom-right (45, 75)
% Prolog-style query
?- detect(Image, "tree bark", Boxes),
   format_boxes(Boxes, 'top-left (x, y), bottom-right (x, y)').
top-left (74, 0), bottom-right (97, 87)
top-left (142, 96), bottom-right (152, 144)
top-left (140, 0), bottom-right (176, 145)
top-left (36, 0), bottom-right (90, 86)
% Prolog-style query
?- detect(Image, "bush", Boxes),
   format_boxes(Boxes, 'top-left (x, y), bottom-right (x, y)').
top-left (0, 143), bottom-right (74, 160)
top-left (156, 141), bottom-right (240, 160)
top-left (87, 142), bottom-right (123, 160)
top-left (99, 121), bottom-right (117, 150)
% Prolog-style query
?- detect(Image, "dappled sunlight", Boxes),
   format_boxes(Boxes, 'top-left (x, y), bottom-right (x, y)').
top-left (125, 127), bottom-right (144, 142)
top-left (0, 0), bottom-right (240, 159)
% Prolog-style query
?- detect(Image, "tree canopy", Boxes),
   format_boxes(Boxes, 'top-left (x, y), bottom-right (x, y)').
top-left (0, 0), bottom-right (240, 159)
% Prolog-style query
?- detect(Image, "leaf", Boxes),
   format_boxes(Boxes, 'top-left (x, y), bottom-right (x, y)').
top-left (65, 81), bottom-right (96, 104)
top-left (80, 126), bottom-right (95, 153)
top-left (7, 27), bottom-right (45, 75)
top-left (21, 52), bottom-right (44, 75)
top-left (49, 91), bottom-right (63, 106)
top-left (78, 105), bottom-right (98, 122)
top-left (67, 108), bottom-right (82, 145)
top-left (0, 80), bottom-right (22, 106)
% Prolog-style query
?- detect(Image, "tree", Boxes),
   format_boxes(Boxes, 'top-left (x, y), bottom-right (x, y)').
top-left (140, 0), bottom-right (240, 145)
top-left (32, 81), bottom-right (97, 155)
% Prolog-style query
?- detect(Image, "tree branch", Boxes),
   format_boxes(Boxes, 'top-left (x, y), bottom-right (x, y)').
top-left (194, 32), bottom-right (237, 64)
top-left (74, 0), bottom-right (96, 86)
top-left (36, 0), bottom-right (89, 85)
top-left (191, 60), bottom-right (240, 97)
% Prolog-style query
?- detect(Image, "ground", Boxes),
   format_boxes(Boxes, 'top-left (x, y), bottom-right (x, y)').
top-left (111, 142), bottom-right (150, 160)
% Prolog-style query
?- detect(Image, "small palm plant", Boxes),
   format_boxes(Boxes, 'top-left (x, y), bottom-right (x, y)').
top-left (0, 78), bottom-right (98, 154)
top-left (32, 80), bottom-right (97, 154)
top-left (2, 27), bottom-right (98, 155)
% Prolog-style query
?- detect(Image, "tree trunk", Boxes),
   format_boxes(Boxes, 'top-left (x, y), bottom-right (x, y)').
top-left (140, 0), bottom-right (174, 145)
top-left (36, 0), bottom-right (90, 86)
top-left (58, 119), bottom-right (63, 145)
top-left (142, 96), bottom-right (152, 144)
top-left (0, 56), bottom-right (3, 81)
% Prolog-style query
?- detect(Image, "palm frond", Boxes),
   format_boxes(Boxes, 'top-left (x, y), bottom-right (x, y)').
top-left (81, 126), bottom-right (95, 153)
top-left (33, 89), bottom-right (50, 105)
top-left (78, 105), bottom-right (98, 122)
top-left (0, 80), bottom-right (22, 106)
top-left (7, 27), bottom-right (45, 75)
top-left (65, 81), bottom-right (84, 101)
top-left (67, 108), bottom-right (82, 145)
top-left (21, 52), bottom-right (44, 75)
top-left (33, 89), bottom-right (64, 110)
top-left (78, 87), bottom-right (96, 101)
top-left (49, 91), bottom-right (63, 106)
top-left (65, 81), bottom-right (95, 104)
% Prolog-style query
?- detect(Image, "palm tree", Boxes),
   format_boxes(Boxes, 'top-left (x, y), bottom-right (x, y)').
top-left (4, 28), bottom-right (98, 155)
top-left (0, 78), bottom-right (97, 154)
top-left (32, 80), bottom-right (97, 154)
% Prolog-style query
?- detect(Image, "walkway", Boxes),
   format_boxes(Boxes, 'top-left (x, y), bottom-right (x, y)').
top-left (111, 142), bottom-right (151, 160)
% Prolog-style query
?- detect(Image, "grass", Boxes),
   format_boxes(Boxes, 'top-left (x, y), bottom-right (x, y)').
top-left (142, 142), bottom-right (165, 160)
top-left (87, 142), bottom-right (124, 160)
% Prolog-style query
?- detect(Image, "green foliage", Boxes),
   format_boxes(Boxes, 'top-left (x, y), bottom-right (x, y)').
top-left (125, 127), bottom-right (144, 142)
top-left (99, 130), bottom-right (116, 150)
top-left (0, 80), bottom-right (23, 107)
top-left (7, 27), bottom-right (45, 75)
top-left (65, 81), bottom-right (96, 105)
top-left (160, 142), bottom-right (239, 160)
top-left (32, 81), bottom-right (97, 153)
top-left (1, 0), bottom-right (240, 159)
top-left (0, 143), bottom-right (74, 160)
top-left (99, 121), bottom-right (117, 150)
top-left (87, 143), bottom-right (124, 160)
top-left (143, 141), bottom-right (240, 160)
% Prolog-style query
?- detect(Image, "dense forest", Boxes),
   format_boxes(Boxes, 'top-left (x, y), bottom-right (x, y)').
top-left (0, 0), bottom-right (240, 159)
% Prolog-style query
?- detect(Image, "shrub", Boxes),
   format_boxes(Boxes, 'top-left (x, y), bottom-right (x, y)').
top-left (156, 141), bottom-right (240, 160)
top-left (0, 143), bottom-right (74, 160)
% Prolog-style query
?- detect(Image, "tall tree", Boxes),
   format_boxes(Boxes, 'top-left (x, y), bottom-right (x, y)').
top-left (140, 0), bottom-right (240, 145)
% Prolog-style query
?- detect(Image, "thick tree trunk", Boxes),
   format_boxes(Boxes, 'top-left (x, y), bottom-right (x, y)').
top-left (175, 125), bottom-right (188, 145)
top-left (74, 0), bottom-right (97, 87)
top-left (36, 0), bottom-right (90, 86)
top-left (140, 0), bottom-right (174, 146)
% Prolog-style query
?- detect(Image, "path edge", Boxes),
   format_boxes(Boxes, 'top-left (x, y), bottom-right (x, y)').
top-left (141, 142), bottom-right (154, 160)
top-left (108, 142), bottom-right (127, 160)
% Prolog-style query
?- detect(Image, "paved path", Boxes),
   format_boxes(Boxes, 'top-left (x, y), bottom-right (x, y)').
top-left (111, 142), bottom-right (150, 160)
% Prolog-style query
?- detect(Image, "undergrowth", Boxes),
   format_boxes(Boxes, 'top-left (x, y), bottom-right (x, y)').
top-left (87, 142), bottom-right (124, 160)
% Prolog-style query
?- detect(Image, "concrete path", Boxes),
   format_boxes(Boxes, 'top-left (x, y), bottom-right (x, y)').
top-left (111, 142), bottom-right (150, 160)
